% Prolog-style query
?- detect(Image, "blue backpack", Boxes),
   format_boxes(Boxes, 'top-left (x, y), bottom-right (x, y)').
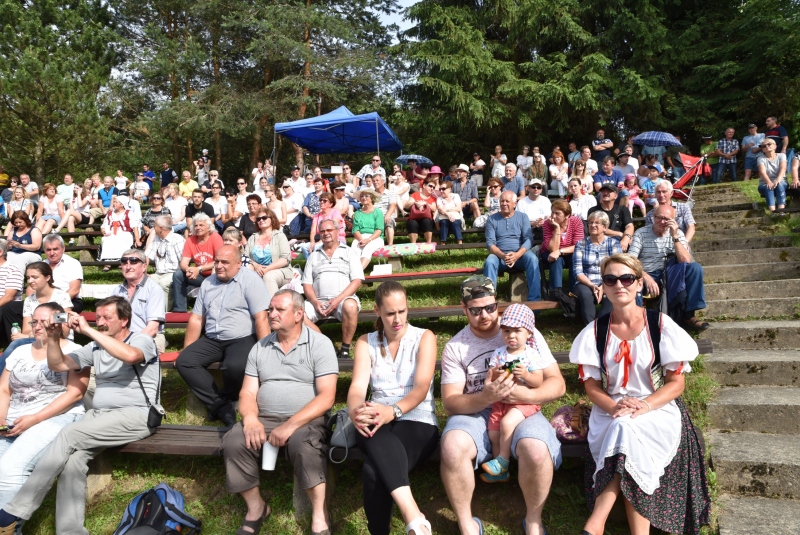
top-left (113, 482), bottom-right (202, 535)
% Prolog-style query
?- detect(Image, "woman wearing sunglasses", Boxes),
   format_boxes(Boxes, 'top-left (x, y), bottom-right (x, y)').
top-left (435, 181), bottom-right (463, 245)
top-left (406, 178), bottom-right (438, 244)
top-left (243, 208), bottom-right (292, 296)
top-left (571, 211), bottom-right (621, 325)
top-left (757, 139), bottom-right (788, 212)
top-left (303, 192), bottom-right (345, 258)
top-left (569, 253), bottom-right (710, 535)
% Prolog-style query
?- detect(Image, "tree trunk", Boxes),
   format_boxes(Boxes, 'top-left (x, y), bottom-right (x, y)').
top-left (251, 69), bottom-right (272, 171)
top-left (169, 15), bottom-right (181, 173)
top-left (212, 22), bottom-right (222, 174)
top-left (34, 140), bottom-right (44, 183)
top-left (294, 0), bottom-right (312, 170)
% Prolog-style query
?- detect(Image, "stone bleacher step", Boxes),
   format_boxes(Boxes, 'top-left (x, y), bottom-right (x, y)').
top-left (700, 320), bottom-right (800, 350)
top-left (693, 201), bottom-right (758, 213)
top-left (692, 227), bottom-right (768, 239)
top-left (705, 279), bottom-right (800, 301)
top-left (701, 297), bottom-right (800, 319)
top-left (692, 235), bottom-right (792, 252)
top-left (694, 217), bottom-right (764, 231)
top-left (708, 386), bottom-right (800, 433)
top-left (718, 495), bottom-right (800, 535)
top-left (704, 350), bottom-right (800, 386)
top-left (692, 209), bottom-right (757, 222)
top-left (694, 248), bottom-right (800, 266)
top-left (708, 431), bottom-right (800, 499)
top-left (703, 262), bottom-right (800, 284)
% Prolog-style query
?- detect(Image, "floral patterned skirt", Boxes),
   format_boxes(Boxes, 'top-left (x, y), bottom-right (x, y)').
top-left (584, 398), bottom-right (711, 534)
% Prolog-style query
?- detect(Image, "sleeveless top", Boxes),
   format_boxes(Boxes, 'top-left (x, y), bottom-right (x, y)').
top-left (366, 325), bottom-right (437, 426)
top-left (11, 227), bottom-right (37, 254)
top-left (41, 196), bottom-right (60, 216)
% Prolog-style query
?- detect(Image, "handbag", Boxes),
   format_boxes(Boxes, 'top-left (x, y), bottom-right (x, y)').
top-left (549, 399), bottom-right (591, 443)
top-left (327, 408), bottom-right (357, 463)
top-left (408, 201), bottom-right (432, 221)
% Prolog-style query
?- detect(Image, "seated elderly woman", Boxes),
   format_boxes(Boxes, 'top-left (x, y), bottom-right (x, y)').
top-left (540, 199), bottom-right (584, 298)
top-left (0, 302), bottom-right (88, 514)
top-left (569, 253), bottom-right (710, 535)
top-left (572, 211), bottom-right (622, 325)
top-left (244, 207), bottom-right (292, 296)
top-left (347, 282), bottom-right (438, 535)
top-left (100, 197), bottom-right (141, 272)
top-left (351, 189), bottom-right (384, 270)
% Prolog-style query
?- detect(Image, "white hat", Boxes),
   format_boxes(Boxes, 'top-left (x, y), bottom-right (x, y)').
top-left (528, 178), bottom-right (544, 186)
top-left (457, 164), bottom-right (470, 173)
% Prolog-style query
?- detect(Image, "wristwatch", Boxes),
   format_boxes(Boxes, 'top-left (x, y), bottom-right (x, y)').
top-left (391, 404), bottom-right (403, 420)
top-left (672, 236), bottom-right (681, 243)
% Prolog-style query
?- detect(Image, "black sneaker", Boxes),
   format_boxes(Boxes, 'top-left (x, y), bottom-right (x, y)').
top-left (220, 410), bottom-right (237, 428)
top-left (338, 346), bottom-right (350, 359)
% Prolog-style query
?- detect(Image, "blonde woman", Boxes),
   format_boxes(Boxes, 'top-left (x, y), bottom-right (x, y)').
top-left (571, 160), bottom-right (593, 195)
top-left (34, 184), bottom-right (65, 235)
top-left (54, 179), bottom-right (94, 240)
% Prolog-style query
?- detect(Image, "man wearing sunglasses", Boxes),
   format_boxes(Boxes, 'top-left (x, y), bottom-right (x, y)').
top-left (111, 249), bottom-right (166, 353)
top-left (355, 154), bottom-right (386, 185)
top-left (483, 190), bottom-right (542, 302)
top-left (628, 204), bottom-right (708, 331)
top-left (516, 178), bottom-right (551, 238)
top-left (438, 275), bottom-right (565, 535)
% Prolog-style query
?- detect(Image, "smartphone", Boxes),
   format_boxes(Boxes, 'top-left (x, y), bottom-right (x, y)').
top-left (0, 425), bottom-right (14, 433)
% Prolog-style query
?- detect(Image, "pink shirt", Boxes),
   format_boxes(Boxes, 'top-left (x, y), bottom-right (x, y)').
top-left (312, 208), bottom-right (346, 242)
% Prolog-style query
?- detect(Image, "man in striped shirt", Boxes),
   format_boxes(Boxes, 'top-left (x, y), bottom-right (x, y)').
top-left (628, 204), bottom-right (708, 331)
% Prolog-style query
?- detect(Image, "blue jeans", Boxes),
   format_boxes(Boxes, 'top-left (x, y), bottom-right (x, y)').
top-left (438, 219), bottom-right (462, 242)
top-left (0, 338), bottom-right (34, 373)
top-left (758, 181), bottom-right (788, 208)
top-left (482, 252), bottom-right (541, 301)
top-left (716, 162), bottom-right (737, 182)
top-left (672, 166), bottom-right (686, 180)
top-left (0, 412), bottom-right (84, 509)
top-left (172, 270), bottom-right (207, 312)
top-left (172, 221), bottom-right (187, 233)
top-left (700, 164), bottom-right (716, 185)
top-left (540, 252), bottom-right (574, 291)
top-left (647, 263), bottom-right (706, 312)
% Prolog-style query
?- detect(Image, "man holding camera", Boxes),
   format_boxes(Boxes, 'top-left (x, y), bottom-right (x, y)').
top-left (0, 295), bottom-right (160, 535)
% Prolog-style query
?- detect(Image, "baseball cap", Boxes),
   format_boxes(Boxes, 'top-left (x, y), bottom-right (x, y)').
top-left (461, 275), bottom-right (496, 301)
top-left (528, 178), bottom-right (544, 186)
top-left (599, 182), bottom-right (617, 192)
top-left (291, 165), bottom-right (300, 171)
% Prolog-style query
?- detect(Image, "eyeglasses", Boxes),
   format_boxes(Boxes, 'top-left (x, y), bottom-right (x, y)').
top-left (372, 159), bottom-right (380, 162)
top-left (439, 188), bottom-right (449, 192)
top-left (426, 184), bottom-right (435, 188)
top-left (488, 185), bottom-right (499, 189)
top-left (653, 216), bottom-right (672, 222)
top-left (119, 257), bottom-right (144, 265)
top-left (237, 182), bottom-right (246, 185)
top-left (319, 228), bottom-right (336, 234)
top-left (466, 302), bottom-right (498, 316)
top-left (320, 199), bottom-right (331, 204)
top-left (212, 186), bottom-right (221, 189)
top-left (151, 196), bottom-right (162, 200)
top-left (601, 274), bottom-right (639, 287)
top-left (256, 215), bottom-right (269, 222)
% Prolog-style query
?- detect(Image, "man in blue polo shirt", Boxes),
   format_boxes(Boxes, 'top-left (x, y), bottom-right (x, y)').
top-left (142, 164), bottom-right (156, 189)
top-left (90, 175), bottom-right (120, 219)
top-left (592, 156), bottom-right (625, 202)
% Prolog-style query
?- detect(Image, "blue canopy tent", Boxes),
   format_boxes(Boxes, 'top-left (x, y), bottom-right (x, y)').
top-left (273, 106), bottom-right (402, 171)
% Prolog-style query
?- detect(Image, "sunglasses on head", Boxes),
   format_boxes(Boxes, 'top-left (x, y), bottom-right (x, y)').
top-left (602, 274), bottom-right (638, 287)
top-left (466, 302), bottom-right (498, 316)
top-left (119, 257), bottom-right (144, 265)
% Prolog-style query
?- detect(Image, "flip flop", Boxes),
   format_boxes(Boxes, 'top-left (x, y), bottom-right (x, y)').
top-left (473, 517), bottom-right (484, 535)
top-left (521, 519), bottom-right (548, 535)
top-left (236, 503), bottom-right (270, 535)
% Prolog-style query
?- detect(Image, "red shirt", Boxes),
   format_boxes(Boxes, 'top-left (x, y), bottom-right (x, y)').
top-left (183, 233), bottom-right (223, 276)
top-left (542, 216), bottom-right (585, 250)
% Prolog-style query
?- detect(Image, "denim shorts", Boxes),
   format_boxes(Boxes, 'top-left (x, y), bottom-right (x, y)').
top-left (442, 408), bottom-right (562, 470)
top-left (744, 157), bottom-right (759, 171)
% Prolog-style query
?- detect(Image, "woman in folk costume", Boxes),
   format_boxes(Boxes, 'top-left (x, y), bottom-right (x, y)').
top-left (99, 196), bottom-right (141, 270)
top-left (569, 253), bottom-right (710, 535)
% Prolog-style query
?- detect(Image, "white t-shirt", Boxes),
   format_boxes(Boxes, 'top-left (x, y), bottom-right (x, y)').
top-left (115, 176), bottom-right (129, 190)
top-left (206, 196), bottom-right (228, 218)
top-left (51, 255), bottom-right (84, 299)
top-left (516, 195), bottom-right (552, 223)
top-left (491, 155), bottom-right (508, 178)
top-left (165, 196), bottom-right (188, 223)
top-left (23, 289), bottom-right (73, 318)
top-left (441, 325), bottom-right (554, 395)
top-left (5, 340), bottom-right (84, 423)
top-left (132, 182), bottom-right (150, 198)
top-left (284, 192), bottom-right (304, 224)
top-left (583, 159), bottom-right (599, 175)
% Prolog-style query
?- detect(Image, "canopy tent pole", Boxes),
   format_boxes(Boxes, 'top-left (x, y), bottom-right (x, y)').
top-left (273, 130), bottom-right (278, 185)
top-left (375, 118), bottom-right (380, 155)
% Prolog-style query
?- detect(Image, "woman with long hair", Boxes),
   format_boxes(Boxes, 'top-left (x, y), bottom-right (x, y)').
top-left (347, 282), bottom-right (439, 535)
top-left (571, 160), bottom-right (593, 196)
top-left (549, 150), bottom-right (570, 198)
top-left (5, 212), bottom-right (42, 270)
top-left (243, 207), bottom-right (292, 296)
top-left (54, 179), bottom-right (94, 241)
top-left (34, 184), bottom-right (65, 235)
top-left (263, 185), bottom-right (287, 228)
top-left (5, 188), bottom-right (33, 238)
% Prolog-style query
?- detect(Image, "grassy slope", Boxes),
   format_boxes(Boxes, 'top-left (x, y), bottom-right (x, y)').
top-left (18, 246), bottom-right (719, 534)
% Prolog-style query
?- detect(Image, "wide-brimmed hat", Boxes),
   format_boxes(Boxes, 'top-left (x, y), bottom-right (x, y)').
top-left (357, 188), bottom-right (381, 203)
top-left (457, 164), bottom-right (470, 173)
top-left (428, 165), bottom-right (444, 176)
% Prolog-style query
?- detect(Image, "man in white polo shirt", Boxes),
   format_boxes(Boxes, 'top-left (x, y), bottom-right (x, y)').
top-left (41, 234), bottom-right (85, 313)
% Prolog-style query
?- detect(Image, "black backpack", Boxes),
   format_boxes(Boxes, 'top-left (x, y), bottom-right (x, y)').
top-left (113, 483), bottom-right (201, 535)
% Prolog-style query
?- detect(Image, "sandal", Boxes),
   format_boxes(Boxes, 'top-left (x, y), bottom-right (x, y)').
top-left (521, 519), bottom-right (548, 535)
top-left (473, 517), bottom-right (485, 535)
top-left (406, 516), bottom-right (431, 535)
top-left (311, 512), bottom-right (332, 535)
top-left (236, 503), bottom-right (270, 535)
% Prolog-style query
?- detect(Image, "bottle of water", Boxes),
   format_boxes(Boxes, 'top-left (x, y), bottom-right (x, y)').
top-left (10, 323), bottom-right (20, 335)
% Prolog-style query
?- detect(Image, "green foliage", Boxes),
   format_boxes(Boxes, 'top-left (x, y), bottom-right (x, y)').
top-left (0, 0), bottom-right (119, 181)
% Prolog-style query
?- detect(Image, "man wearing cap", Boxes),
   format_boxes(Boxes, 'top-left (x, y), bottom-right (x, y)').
top-left (741, 124), bottom-right (765, 181)
top-left (699, 135), bottom-right (719, 186)
top-left (516, 178), bottom-right (551, 238)
top-left (587, 184), bottom-right (634, 252)
top-left (764, 116), bottom-right (789, 154)
top-left (715, 128), bottom-right (739, 183)
top-left (469, 153), bottom-right (486, 186)
top-left (452, 164), bottom-right (481, 221)
top-left (664, 135), bottom-right (690, 180)
top-left (613, 152), bottom-right (636, 177)
top-left (371, 174), bottom-right (397, 246)
top-left (356, 154), bottom-right (386, 184)
top-left (439, 275), bottom-right (565, 535)
top-left (483, 190), bottom-right (541, 302)
top-left (285, 165), bottom-right (305, 192)
top-left (501, 163), bottom-right (526, 200)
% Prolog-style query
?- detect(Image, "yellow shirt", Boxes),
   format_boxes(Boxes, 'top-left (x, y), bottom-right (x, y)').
top-left (178, 180), bottom-right (199, 198)
top-left (0, 173), bottom-right (8, 187)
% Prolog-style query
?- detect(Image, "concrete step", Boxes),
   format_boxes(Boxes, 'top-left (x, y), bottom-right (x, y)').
top-left (695, 217), bottom-right (765, 231)
top-left (704, 350), bottom-right (800, 386)
top-left (718, 495), bottom-right (800, 535)
top-left (695, 201), bottom-right (759, 213)
top-left (693, 209), bottom-right (756, 221)
top-left (703, 262), bottom-right (800, 283)
top-left (694, 248), bottom-right (800, 266)
top-left (694, 227), bottom-right (768, 239)
top-left (691, 235), bottom-right (792, 251)
top-left (709, 431), bottom-right (800, 498)
top-left (692, 195), bottom-right (753, 205)
top-left (708, 386), bottom-right (800, 433)
top-left (701, 297), bottom-right (799, 319)
top-left (705, 279), bottom-right (800, 300)
top-left (700, 320), bottom-right (800, 350)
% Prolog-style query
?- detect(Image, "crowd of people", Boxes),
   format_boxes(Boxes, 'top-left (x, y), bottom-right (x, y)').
top-left (2, 120), bottom-right (795, 534)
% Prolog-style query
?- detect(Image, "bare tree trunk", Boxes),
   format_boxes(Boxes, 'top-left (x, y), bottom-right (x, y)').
top-left (212, 23), bottom-right (222, 174)
top-left (294, 0), bottom-right (312, 170)
top-left (251, 68), bottom-right (272, 170)
top-left (169, 15), bottom-right (181, 174)
top-left (34, 140), bottom-right (44, 183)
